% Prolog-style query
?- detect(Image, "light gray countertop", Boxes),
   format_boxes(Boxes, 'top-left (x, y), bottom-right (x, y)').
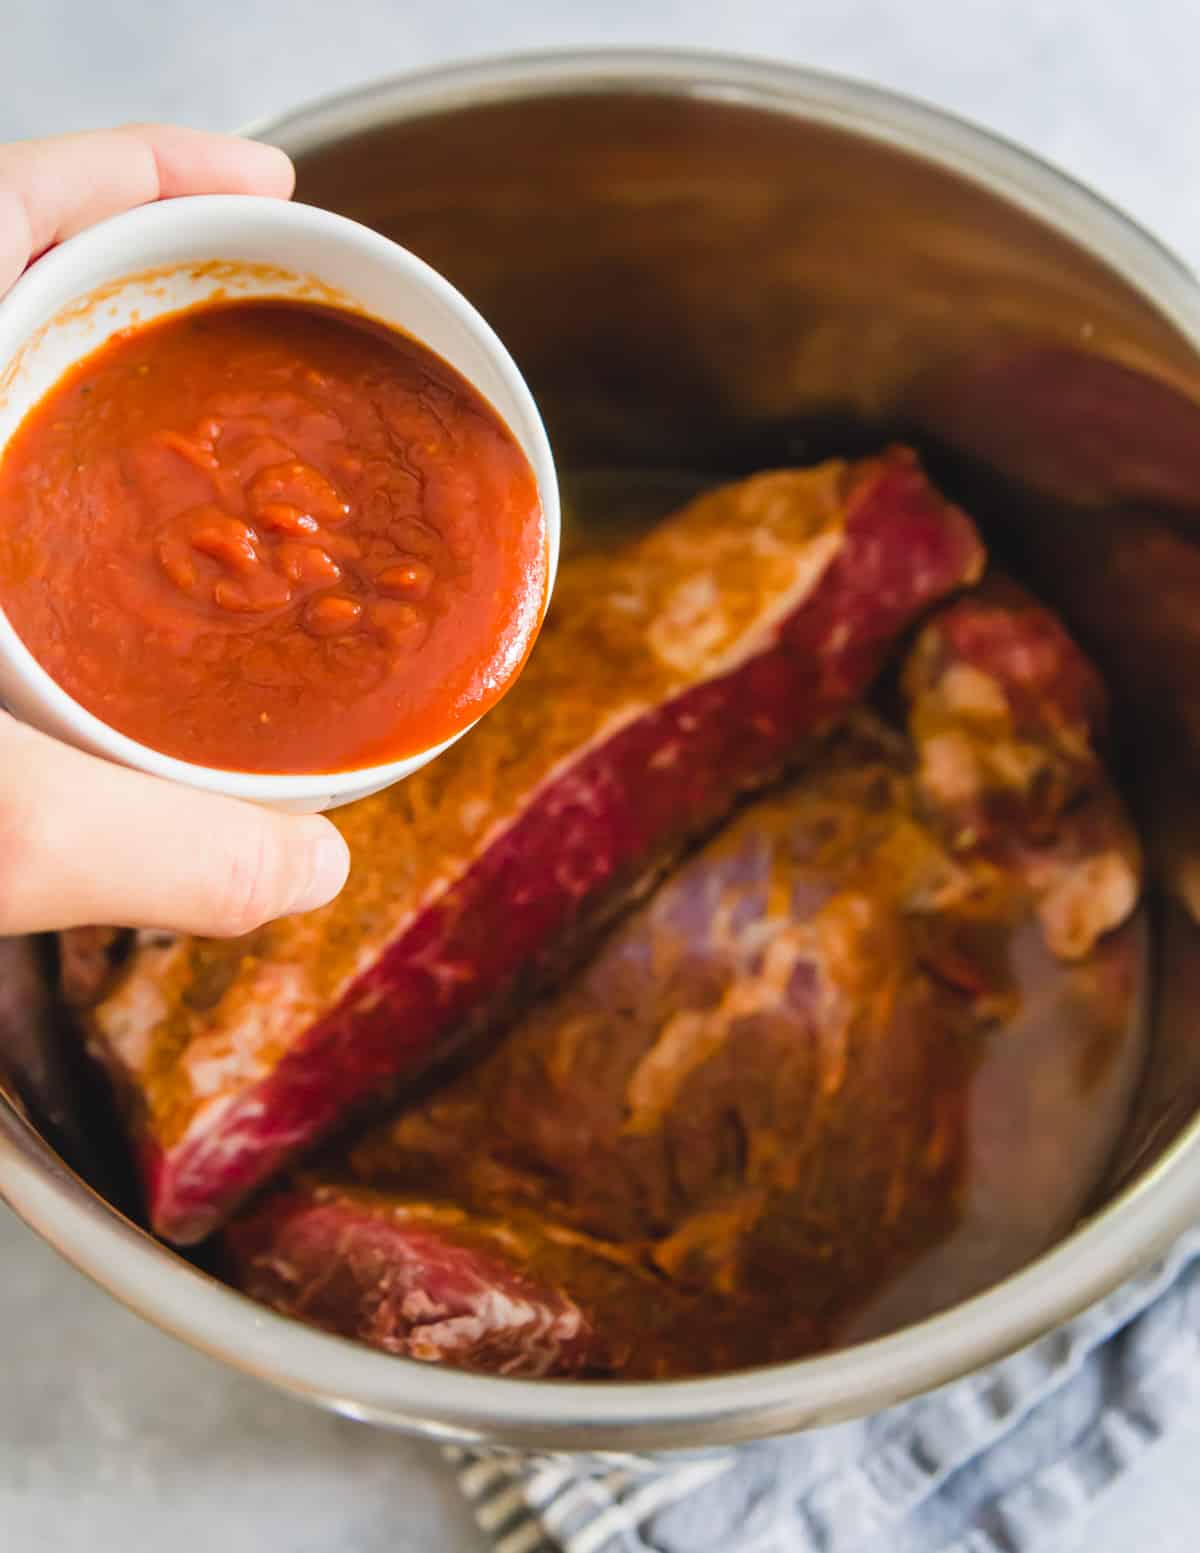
top-left (2, 3), bottom-right (1197, 1548)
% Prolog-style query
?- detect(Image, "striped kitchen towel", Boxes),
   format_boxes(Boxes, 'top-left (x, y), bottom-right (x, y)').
top-left (450, 1227), bottom-right (1200, 1553)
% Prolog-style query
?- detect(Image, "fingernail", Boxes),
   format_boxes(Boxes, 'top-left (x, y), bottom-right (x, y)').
top-left (290, 825), bottom-right (351, 914)
top-left (239, 138), bottom-right (296, 199)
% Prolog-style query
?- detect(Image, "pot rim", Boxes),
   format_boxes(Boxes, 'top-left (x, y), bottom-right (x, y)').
top-left (5, 47), bottom-right (1200, 1451)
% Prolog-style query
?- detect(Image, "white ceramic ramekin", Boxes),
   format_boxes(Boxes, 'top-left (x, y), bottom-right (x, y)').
top-left (0, 194), bottom-right (560, 812)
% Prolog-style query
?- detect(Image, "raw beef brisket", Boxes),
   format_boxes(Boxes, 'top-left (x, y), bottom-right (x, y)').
top-left (227, 585), bottom-right (1142, 1378)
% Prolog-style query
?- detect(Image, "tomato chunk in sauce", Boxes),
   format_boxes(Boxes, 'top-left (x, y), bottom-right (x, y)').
top-left (0, 300), bottom-right (547, 773)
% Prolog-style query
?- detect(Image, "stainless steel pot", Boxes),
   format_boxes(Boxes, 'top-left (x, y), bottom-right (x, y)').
top-left (4, 50), bottom-right (1200, 1453)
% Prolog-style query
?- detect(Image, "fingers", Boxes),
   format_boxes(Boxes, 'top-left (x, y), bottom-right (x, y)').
top-left (0, 124), bottom-right (295, 293)
top-left (0, 717), bottom-right (349, 937)
top-left (117, 123), bottom-right (295, 203)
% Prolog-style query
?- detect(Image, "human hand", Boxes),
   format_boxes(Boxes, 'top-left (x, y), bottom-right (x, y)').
top-left (0, 124), bottom-right (351, 937)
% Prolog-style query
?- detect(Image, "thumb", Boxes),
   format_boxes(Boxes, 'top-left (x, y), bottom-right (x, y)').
top-left (0, 716), bottom-right (350, 936)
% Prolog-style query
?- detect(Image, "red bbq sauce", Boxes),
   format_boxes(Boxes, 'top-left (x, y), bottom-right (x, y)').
top-left (0, 299), bottom-right (547, 773)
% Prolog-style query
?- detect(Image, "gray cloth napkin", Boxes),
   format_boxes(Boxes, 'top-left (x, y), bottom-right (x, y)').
top-left (448, 1227), bottom-right (1200, 1553)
